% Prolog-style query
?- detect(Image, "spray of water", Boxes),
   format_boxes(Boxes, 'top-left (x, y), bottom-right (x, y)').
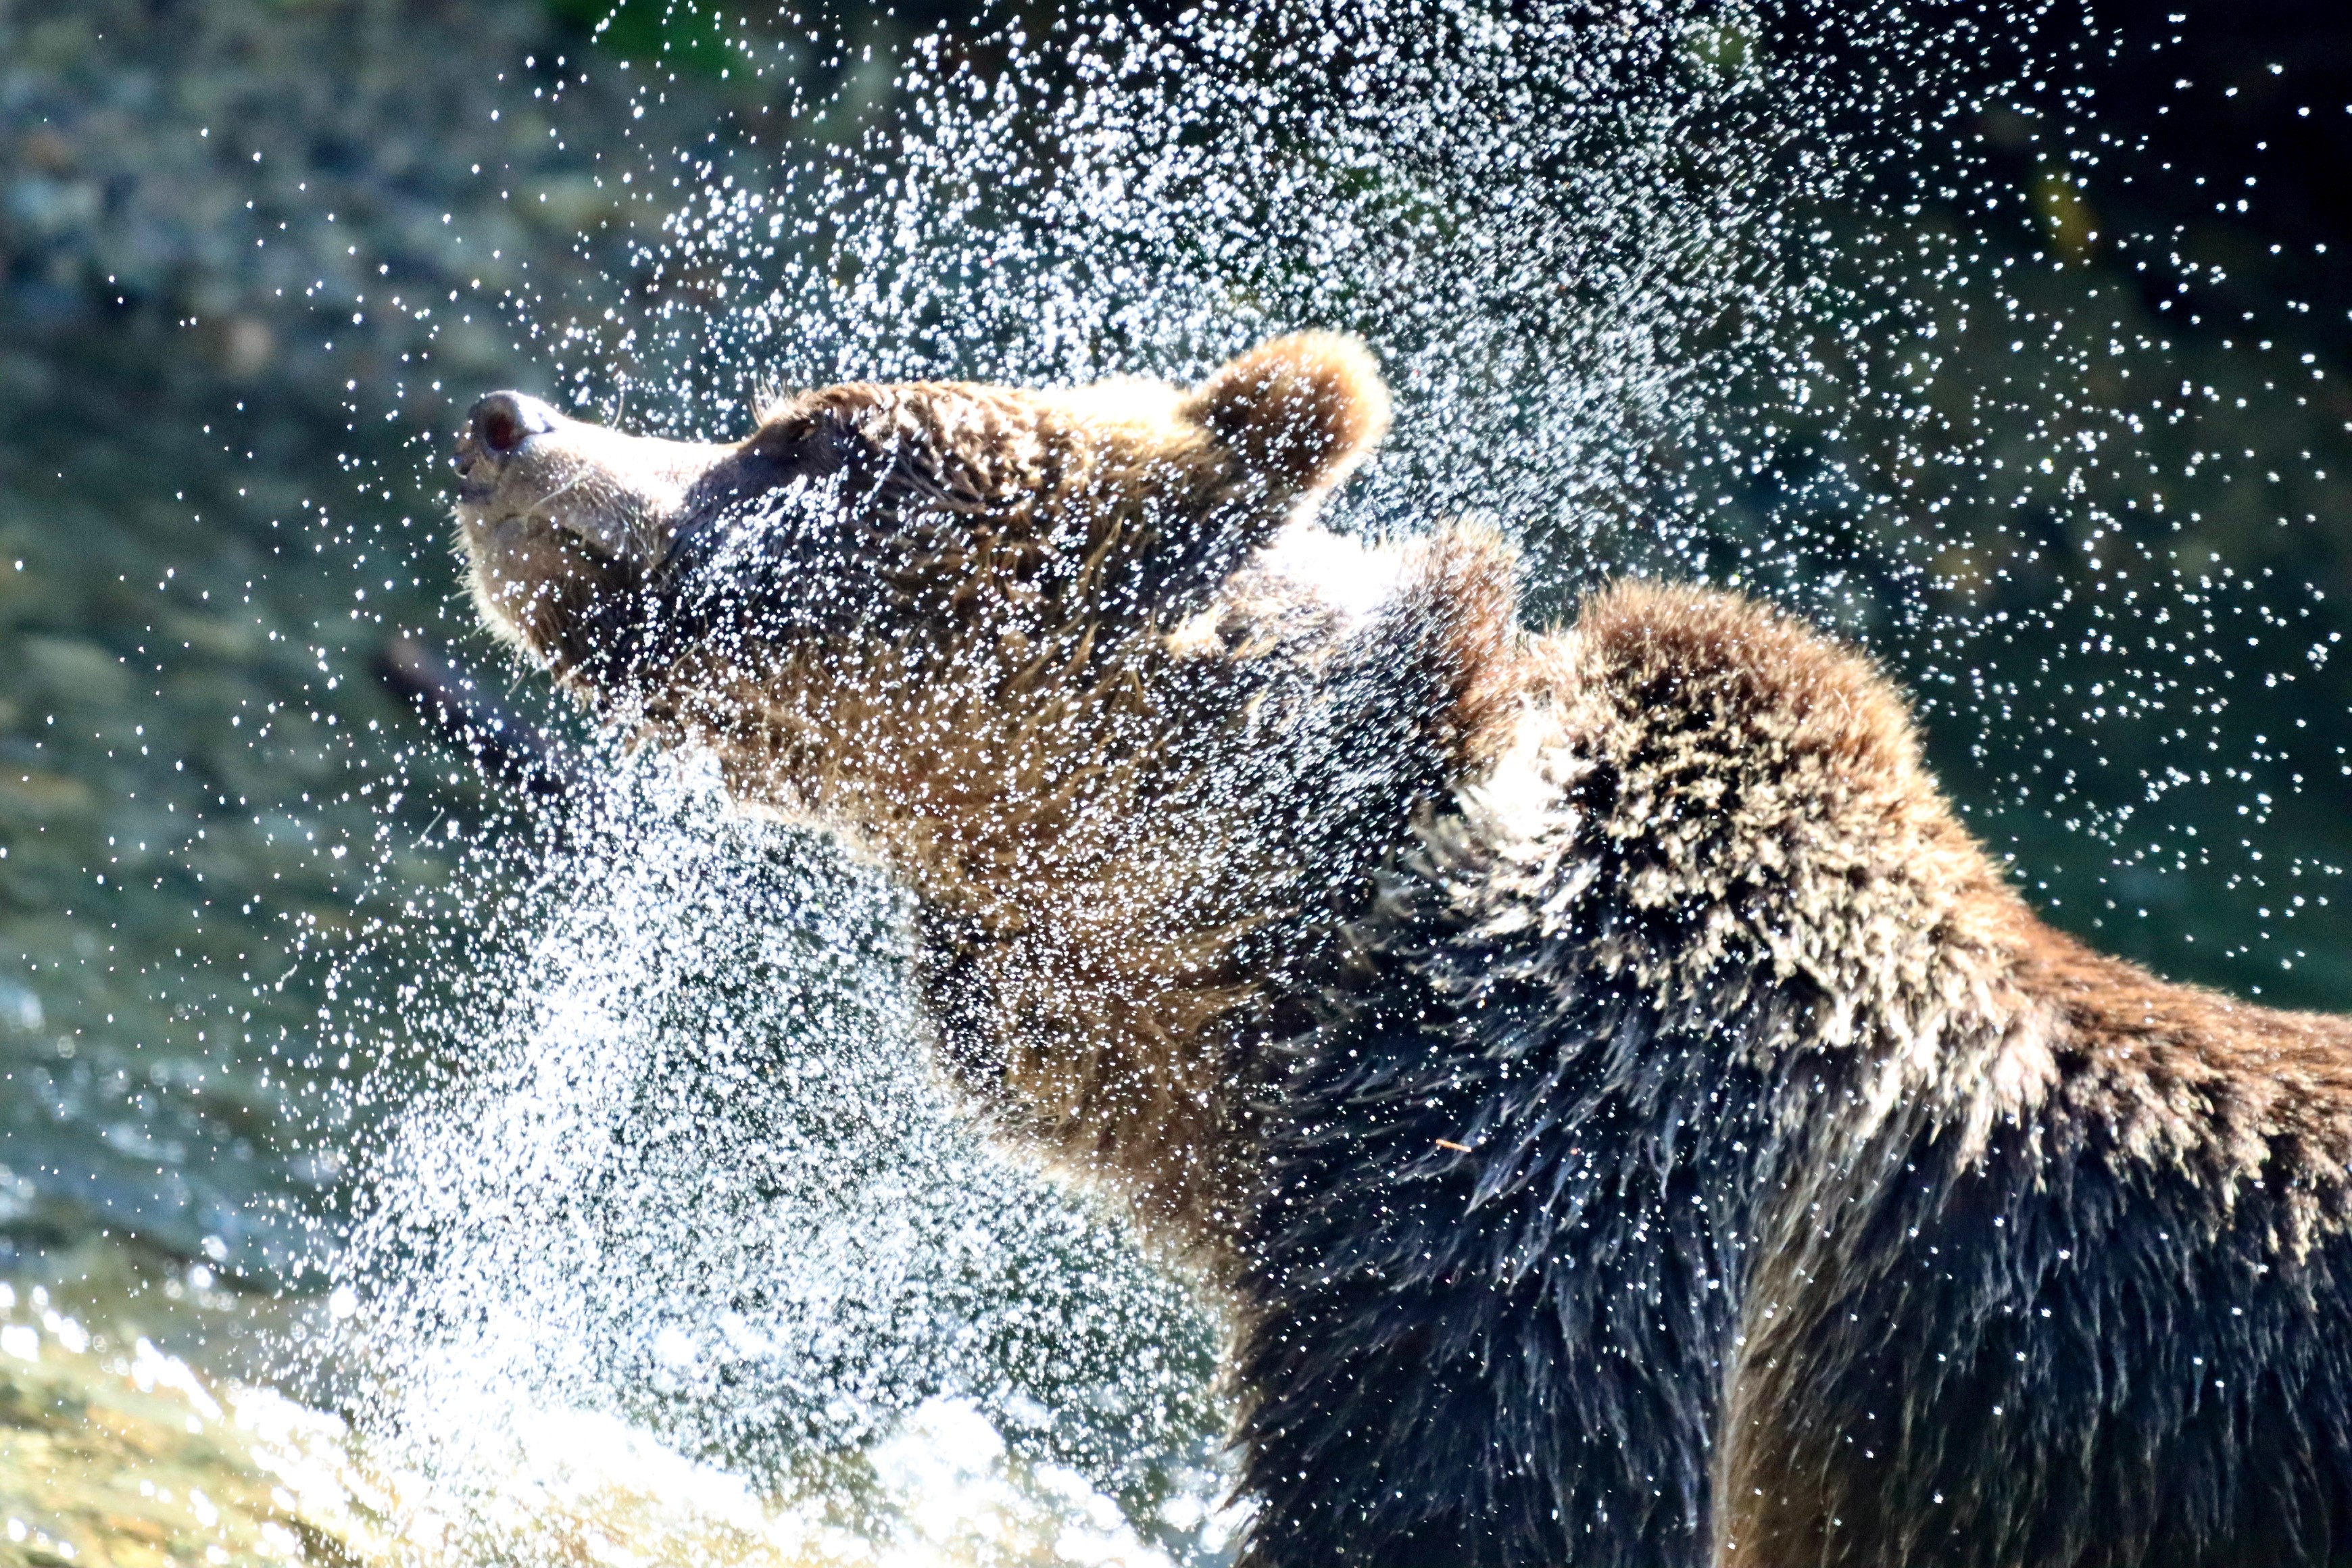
top-left (316, 750), bottom-right (1225, 1560)
top-left (268, 0), bottom-right (2352, 1559)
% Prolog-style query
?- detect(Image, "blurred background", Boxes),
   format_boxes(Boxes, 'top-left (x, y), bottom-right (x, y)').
top-left (0, 0), bottom-right (2349, 1561)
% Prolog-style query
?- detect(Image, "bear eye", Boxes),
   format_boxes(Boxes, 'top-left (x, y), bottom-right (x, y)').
top-left (677, 447), bottom-right (802, 527)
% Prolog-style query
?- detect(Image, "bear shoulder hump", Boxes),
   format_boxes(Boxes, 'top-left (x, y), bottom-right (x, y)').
top-left (1547, 579), bottom-right (1926, 799)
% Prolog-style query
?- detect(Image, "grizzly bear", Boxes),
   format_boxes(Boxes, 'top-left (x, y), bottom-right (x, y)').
top-left (453, 336), bottom-right (2352, 1567)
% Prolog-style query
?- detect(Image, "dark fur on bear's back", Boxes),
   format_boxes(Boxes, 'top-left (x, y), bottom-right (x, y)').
top-left (1233, 583), bottom-right (2352, 1566)
top-left (454, 339), bottom-right (2352, 1567)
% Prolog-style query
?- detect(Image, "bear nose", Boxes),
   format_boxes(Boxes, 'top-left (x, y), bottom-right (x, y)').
top-left (458, 391), bottom-right (558, 470)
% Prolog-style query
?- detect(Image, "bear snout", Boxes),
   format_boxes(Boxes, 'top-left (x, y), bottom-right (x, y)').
top-left (451, 394), bottom-right (735, 573)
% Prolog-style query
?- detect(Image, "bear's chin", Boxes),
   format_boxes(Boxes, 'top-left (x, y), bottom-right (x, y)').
top-left (458, 508), bottom-right (637, 668)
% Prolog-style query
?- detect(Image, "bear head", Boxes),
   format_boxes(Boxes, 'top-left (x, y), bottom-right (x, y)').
top-left (451, 334), bottom-right (1394, 839)
top-left (454, 335), bottom-right (1391, 685)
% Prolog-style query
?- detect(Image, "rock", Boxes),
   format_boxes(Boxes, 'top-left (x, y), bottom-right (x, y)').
top-left (16, 636), bottom-right (131, 709)
top-left (0, 1314), bottom-right (383, 1567)
top-left (0, 1297), bottom-right (1202, 1567)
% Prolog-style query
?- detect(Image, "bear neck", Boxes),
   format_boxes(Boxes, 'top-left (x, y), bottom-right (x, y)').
top-left (652, 526), bottom-right (1525, 1270)
top-left (860, 629), bottom-right (1461, 1267)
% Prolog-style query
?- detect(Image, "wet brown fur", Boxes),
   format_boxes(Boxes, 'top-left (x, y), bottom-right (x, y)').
top-left (456, 337), bottom-right (2352, 1567)
top-left (1538, 586), bottom-right (2352, 1566)
top-left (639, 517), bottom-right (1519, 1261)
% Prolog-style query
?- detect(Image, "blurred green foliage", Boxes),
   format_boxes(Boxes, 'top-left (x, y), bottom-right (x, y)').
top-left (545, 0), bottom-right (752, 75)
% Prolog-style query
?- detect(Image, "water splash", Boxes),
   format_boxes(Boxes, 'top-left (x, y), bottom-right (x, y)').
top-left (287, 0), bottom-right (2352, 1559)
top-left (549, 0), bottom-right (1958, 570)
top-left (327, 754), bottom-right (1225, 1559)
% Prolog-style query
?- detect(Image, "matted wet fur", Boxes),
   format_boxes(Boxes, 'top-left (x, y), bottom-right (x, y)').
top-left (454, 335), bottom-right (2352, 1567)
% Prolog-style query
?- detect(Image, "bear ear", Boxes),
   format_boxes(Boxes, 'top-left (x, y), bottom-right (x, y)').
top-left (1179, 333), bottom-right (1392, 497)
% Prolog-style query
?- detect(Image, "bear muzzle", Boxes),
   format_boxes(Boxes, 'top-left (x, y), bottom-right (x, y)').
top-left (454, 391), bottom-right (733, 567)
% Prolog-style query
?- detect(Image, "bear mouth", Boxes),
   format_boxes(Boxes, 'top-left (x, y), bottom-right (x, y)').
top-left (452, 435), bottom-right (635, 564)
top-left (462, 498), bottom-right (630, 568)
